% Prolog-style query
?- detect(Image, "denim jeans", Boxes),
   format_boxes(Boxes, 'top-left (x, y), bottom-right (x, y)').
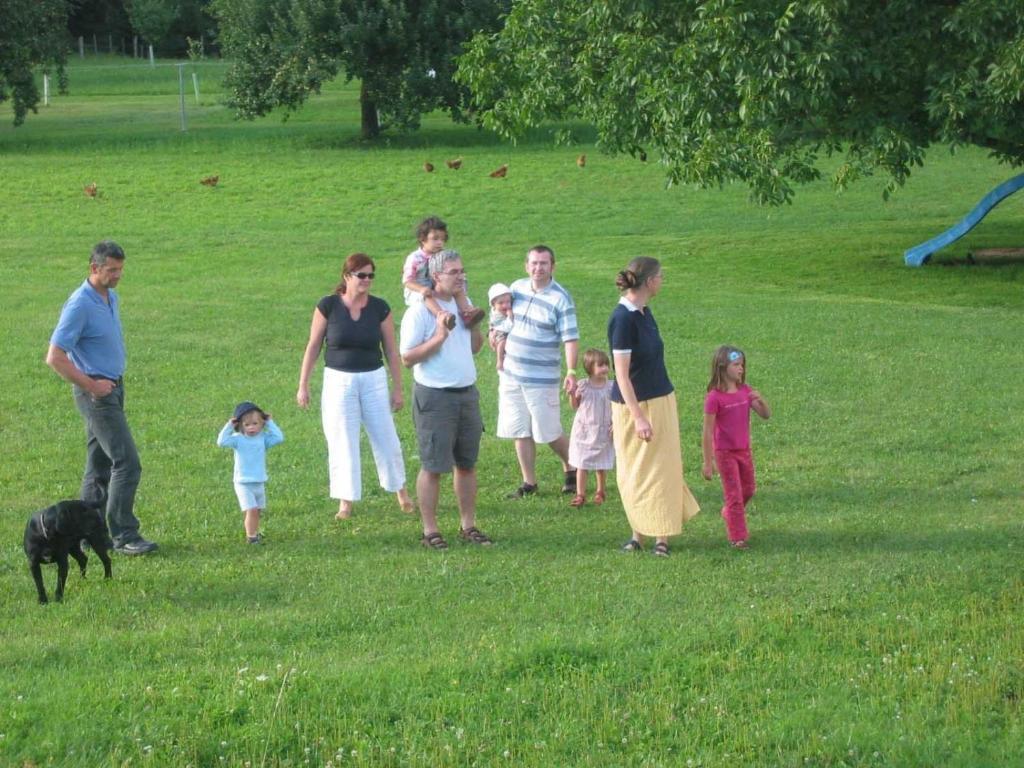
top-left (73, 382), bottom-right (142, 546)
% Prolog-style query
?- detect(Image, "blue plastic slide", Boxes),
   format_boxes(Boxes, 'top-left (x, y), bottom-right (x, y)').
top-left (904, 172), bottom-right (1024, 266)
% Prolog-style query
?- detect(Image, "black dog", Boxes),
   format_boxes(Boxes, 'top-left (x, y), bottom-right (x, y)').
top-left (24, 499), bottom-right (113, 604)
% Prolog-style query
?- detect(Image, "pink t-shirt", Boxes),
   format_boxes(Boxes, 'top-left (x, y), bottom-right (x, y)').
top-left (704, 384), bottom-right (754, 451)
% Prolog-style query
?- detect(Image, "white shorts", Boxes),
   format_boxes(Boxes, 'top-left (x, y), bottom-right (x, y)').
top-left (234, 482), bottom-right (266, 511)
top-left (496, 377), bottom-right (565, 444)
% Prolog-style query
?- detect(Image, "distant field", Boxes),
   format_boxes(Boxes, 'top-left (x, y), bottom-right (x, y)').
top-left (1, 56), bottom-right (1022, 767)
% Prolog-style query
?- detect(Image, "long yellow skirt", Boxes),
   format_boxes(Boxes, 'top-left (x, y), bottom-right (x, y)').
top-left (612, 393), bottom-right (700, 537)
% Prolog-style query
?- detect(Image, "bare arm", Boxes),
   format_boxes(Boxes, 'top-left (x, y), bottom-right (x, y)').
top-left (612, 351), bottom-right (652, 441)
top-left (45, 344), bottom-right (111, 397)
top-left (563, 339), bottom-right (579, 395)
top-left (296, 308), bottom-right (327, 408)
top-left (380, 313), bottom-right (404, 411)
top-left (750, 388), bottom-right (771, 419)
top-left (702, 412), bottom-right (716, 480)
top-left (401, 312), bottom-right (451, 367)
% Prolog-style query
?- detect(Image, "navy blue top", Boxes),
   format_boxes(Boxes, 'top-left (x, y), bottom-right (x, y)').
top-left (317, 294), bottom-right (391, 372)
top-left (50, 279), bottom-right (126, 380)
top-left (607, 300), bottom-right (674, 403)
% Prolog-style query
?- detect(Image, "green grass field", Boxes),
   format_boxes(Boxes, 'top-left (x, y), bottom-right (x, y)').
top-left (1, 57), bottom-right (1022, 767)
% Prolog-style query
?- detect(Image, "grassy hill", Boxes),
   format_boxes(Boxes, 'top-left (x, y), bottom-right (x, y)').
top-left (1, 56), bottom-right (1022, 767)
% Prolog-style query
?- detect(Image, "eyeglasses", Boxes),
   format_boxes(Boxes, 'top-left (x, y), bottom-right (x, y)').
top-left (350, 272), bottom-right (375, 280)
top-left (439, 268), bottom-right (466, 276)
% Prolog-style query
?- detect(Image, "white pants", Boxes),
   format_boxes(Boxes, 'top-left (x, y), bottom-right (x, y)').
top-left (321, 366), bottom-right (406, 501)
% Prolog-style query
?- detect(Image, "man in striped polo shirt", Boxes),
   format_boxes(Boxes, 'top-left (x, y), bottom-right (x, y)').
top-left (497, 245), bottom-right (580, 498)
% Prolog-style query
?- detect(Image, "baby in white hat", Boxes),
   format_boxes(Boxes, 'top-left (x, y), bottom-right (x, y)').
top-left (487, 283), bottom-right (514, 371)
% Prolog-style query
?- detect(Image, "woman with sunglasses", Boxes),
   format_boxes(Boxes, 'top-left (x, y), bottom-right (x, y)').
top-left (298, 253), bottom-right (415, 519)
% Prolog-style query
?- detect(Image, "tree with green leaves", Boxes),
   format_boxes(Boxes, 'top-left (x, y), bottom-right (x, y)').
top-left (214, 0), bottom-right (508, 139)
top-left (1, 0), bottom-right (69, 126)
top-left (457, 0), bottom-right (1024, 204)
top-left (127, 0), bottom-right (180, 51)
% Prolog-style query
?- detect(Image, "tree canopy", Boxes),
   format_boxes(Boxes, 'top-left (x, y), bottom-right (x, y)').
top-left (215, 0), bottom-right (508, 138)
top-left (457, 0), bottom-right (1024, 204)
top-left (1, 0), bottom-right (69, 126)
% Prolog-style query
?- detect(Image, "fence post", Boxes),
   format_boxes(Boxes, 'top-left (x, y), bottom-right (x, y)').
top-left (192, 72), bottom-right (200, 105)
top-left (109, 34), bottom-right (113, 53)
top-left (178, 64), bottom-right (188, 132)
top-left (149, 45), bottom-right (155, 67)
top-left (79, 37), bottom-right (85, 58)
top-left (92, 34), bottom-right (98, 54)
top-left (43, 75), bottom-right (50, 106)
top-left (133, 36), bottom-right (138, 59)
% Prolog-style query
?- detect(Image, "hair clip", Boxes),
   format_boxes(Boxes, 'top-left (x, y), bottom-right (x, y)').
top-left (727, 350), bottom-right (743, 362)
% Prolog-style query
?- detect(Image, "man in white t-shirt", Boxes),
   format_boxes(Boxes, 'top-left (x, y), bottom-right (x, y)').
top-left (400, 250), bottom-right (492, 550)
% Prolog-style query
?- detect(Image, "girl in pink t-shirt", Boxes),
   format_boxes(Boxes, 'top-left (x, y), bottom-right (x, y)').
top-left (701, 346), bottom-right (771, 548)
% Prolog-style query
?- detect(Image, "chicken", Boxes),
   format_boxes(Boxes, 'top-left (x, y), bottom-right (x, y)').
top-left (424, 162), bottom-right (435, 172)
top-left (446, 158), bottom-right (463, 170)
top-left (576, 154), bottom-right (586, 168)
top-left (83, 182), bottom-right (98, 197)
top-left (200, 175), bottom-right (219, 187)
top-left (489, 164), bottom-right (508, 178)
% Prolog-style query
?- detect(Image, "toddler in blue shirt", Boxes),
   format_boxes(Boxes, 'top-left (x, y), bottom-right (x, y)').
top-left (217, 401), bottom-right (284, 544)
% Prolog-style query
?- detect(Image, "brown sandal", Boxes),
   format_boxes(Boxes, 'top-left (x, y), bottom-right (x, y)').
top-left (459, 526), bottom-right (493, 545)
top-left (421, 532), bottom-right (448, 550)
top-left (593, 490), bottom-right (606, 505)
top-left (569, 494), bottom-right (586, 507)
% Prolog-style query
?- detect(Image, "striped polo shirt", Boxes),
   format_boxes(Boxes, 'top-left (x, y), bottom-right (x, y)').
top-left (503, 277), bottom-right (578, 387)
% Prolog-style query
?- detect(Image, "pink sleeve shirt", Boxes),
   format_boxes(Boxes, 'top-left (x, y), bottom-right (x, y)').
top-left (402, 248), bottom-right (431, 287)
top-left (704, 384), bottom-right (754, 451)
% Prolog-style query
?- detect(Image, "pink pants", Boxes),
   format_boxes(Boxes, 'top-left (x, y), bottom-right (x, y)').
top-left (715, 448), bottom-right (755, 543)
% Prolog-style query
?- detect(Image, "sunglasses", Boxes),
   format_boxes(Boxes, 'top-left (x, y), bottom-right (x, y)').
top-left (350, 271), bottom-right (375, 280)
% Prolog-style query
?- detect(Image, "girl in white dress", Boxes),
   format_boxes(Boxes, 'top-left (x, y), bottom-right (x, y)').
top-left (568, 348), bottom-right (615, 507)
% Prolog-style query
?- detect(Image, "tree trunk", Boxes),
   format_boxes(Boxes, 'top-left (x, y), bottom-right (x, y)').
top-left (360, 82), bottom-right (380, 139)
top-left (358, 83), bottom-right (378, 139)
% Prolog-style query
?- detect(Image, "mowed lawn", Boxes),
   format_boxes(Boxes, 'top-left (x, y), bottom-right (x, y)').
top-left (1, 58), bottom-right (1022, 767)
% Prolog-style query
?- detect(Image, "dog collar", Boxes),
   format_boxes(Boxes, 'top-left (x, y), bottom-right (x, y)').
top-left (36, 512), bottom-right (49, 540)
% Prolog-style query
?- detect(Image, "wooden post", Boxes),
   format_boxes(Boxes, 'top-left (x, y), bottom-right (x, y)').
top-left (192, 72), bottom-right (200, 105)
top-left (43, 75), bottom-right (50, 106)
top-left (79, 37), bottom-right (85, 58)
top-left (92, 34), bottom-right (98, 54)
top-left (149, 45), bottom-right (155, 67)
top-left (133, 36), bottom-right (138, 59)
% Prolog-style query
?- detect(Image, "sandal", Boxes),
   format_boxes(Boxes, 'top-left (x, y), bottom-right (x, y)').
top-left (459, 526), bottom-right (493, 546)
top-left (620, 539), bottom-right (642, 552)
top-left (569, 494), bottom-right (586, 508)
top-left (652, 542), bottom-right (670, 558)
top-left (507, 482), bottom-right (538, 499)
top-left (732, 540), bottom-right (749, 549)
top-left (421, 532), bottom-right (448, 550)
top-left (593, 490), bottom-right (606, 505)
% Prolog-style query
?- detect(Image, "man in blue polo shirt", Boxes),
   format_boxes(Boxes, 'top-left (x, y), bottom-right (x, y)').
top-left (46, 240), bottom-right (158, 555)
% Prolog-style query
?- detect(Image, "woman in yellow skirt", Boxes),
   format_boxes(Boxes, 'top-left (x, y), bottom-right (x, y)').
top-left (607, 257), bottom-right (700, 556)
